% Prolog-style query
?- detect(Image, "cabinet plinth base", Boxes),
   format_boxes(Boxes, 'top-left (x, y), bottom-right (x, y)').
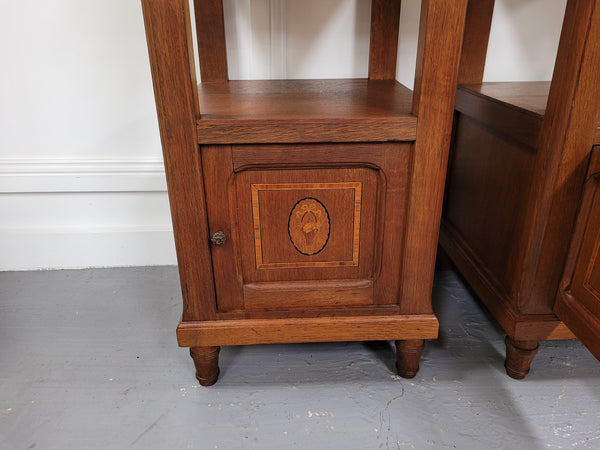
top-left (178, 314), bottom-right (438, 347)
top-left (504, 336), bottom-right (538, 380)
top-left (190, 346), bottom-right (220, 386)
top-left (181, 315), bottom-right (438, 385)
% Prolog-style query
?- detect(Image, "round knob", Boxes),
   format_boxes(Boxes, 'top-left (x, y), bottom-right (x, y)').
top-left (210, 231), bottom-right (227, 247)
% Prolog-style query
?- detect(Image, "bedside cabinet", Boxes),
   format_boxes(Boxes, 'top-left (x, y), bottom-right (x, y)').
top-left (440, 0), bottom-right (600, 378)
top-left (142, 0), bottom-right (467, 385)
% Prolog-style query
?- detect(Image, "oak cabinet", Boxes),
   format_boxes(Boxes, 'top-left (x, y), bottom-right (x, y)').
top-left (142, 0), bottom-right (467, 385)
top-left (440, 0), bottom-right (600, 378)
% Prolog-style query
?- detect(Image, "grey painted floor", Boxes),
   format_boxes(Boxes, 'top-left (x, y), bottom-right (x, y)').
top-left (0, 267), bottom-right (598, 449)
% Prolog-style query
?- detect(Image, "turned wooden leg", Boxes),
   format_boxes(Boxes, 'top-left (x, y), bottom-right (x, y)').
top-left (190, 346), bottom-right (220, 386)
top-left (395, 339), bottom-right (425, 379)
top-left (504, 336), bottom-right (538, 380)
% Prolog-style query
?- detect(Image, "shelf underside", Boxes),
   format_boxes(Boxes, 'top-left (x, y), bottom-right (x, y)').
top-left (196, 79), bottom-right (416, 144)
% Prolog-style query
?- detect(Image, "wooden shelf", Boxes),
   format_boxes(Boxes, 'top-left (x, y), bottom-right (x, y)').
top-left (460, 82), bottom-right (549, 116)
top-left (196, 79), bottom-right (416, 144)
top-left (456, 82), bottom-right (600, 147)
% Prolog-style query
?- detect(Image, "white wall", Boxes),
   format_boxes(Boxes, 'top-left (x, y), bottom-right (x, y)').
top-left (0, 0), bottom-right (567, 270)
top-left (0, 0), bottom-right (171, 270)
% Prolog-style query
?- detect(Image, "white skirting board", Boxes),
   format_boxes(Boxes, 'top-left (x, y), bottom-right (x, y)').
top-left (0, 227), bottom-right (177, 271)
top-left (0, 158), bottom-right (167, 193)
top-left (0, 158), bottom-right (177, 271)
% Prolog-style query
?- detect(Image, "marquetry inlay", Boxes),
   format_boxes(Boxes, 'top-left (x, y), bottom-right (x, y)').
top-left (251, 182), bottom-right (362, 269)
top-left (288, 198), bottom-right (331, 256)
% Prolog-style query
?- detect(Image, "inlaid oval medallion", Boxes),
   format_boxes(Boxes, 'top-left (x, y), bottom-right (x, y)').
top-left (288, 197), bottom-right (330, 256)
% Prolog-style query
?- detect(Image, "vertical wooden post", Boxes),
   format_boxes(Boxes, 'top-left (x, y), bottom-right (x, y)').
top-left (142, 0), bottom-right (216, 321)
top-left (457, 0), bottom-right (495, 85)
top-left (194, 0), bottom-right (229, 82)
top-left (518, 0), bottom-right (600, 313)
top-left (401, 0), bottom-right (468, 313)
top-left (442, 0), bottom-right (494, 271)
top-left (368, 0), bottom-right (401, 80)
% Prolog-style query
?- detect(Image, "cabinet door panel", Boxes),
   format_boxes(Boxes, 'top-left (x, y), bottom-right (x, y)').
top-left (556, 170), bottom-right (600, 361)
top-left (203, 143), bottom-right (410, 312)
top-left (243, 279), bottom-right (374, 310)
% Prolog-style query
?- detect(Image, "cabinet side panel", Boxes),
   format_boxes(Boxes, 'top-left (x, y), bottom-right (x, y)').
top-left (443, 114), bottom-right (536, 309)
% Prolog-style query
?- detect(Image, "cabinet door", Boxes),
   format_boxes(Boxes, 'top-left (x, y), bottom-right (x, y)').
top-left (555, 153), bottom-right (600, 361)
top-left (201, 143), bottom-right (411, 313)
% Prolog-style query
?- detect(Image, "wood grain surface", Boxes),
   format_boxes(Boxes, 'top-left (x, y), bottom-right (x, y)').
top-left (557, 154), bottom-right (600, 360)
top-left (236, 167), bottom-right (377, 283)
top-left (443, 113), bottom-right (537, 306)
top-left (193, 0), bottom-right (228, 82)
top-left (455, 83), bottom-right (545, 149)
top-left (400, 0), bottom-right (468, 314)
top-left (457, 0), bottom-right (495, 85)
top-left (368, 0), bottom-right (401, 80)
top-left (457, 82), bottom-right (600, 146)
top-left (438, 221), bottom-right (575, 341)
top-left (519, 0), bottom-right (600, 314)
top-left (143, 0), bottom-right (472, 382)
top-left (177, 314), bottom-right (439, 347)
top-left (201, 143), bottom-right (412, 312)
top-left (242, 279), bottom-right (374, 310)
top-left (196, 79), bottom-right (417, 144)
top-left (251, 182), bottom-right (361, 269)
top-left (201, 145), bottom-right (244, 312)
top-left (441, 0), bottom-right (600, 369)
top-left (142, 0), bottom-right (216, 321)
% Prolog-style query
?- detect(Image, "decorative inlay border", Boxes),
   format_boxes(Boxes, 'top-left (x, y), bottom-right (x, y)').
top-left (251, 182), bottom-right (362, 269)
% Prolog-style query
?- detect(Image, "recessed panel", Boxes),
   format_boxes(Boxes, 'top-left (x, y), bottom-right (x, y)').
top-left (235, 167), bottom-right (379, 284)
top-left (252, 182), bottom-right (361, 269)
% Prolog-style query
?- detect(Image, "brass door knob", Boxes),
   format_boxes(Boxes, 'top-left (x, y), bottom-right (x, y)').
top-left (210, 231), bottom-right (227, 247)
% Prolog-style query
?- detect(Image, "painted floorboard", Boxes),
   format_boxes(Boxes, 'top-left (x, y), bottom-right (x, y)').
top-left (0, 268), bottom-right (598, 449)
